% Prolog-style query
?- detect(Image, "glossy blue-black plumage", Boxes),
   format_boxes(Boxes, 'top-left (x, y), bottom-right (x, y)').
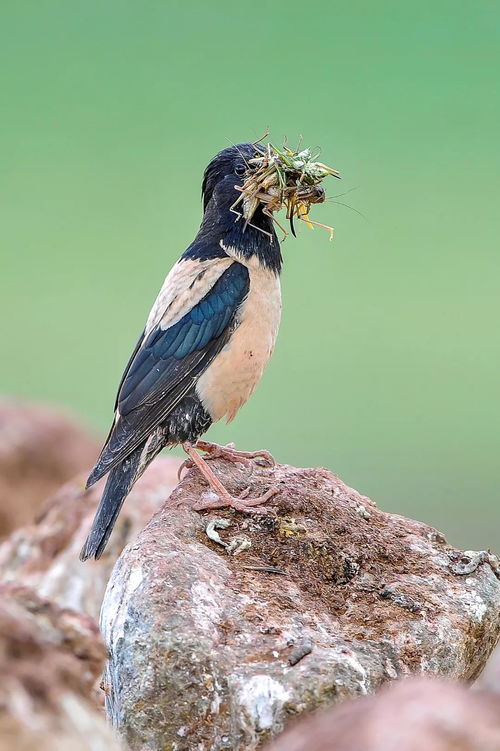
top-left (119, 262), bottom-right (249, 412)
top-left (81, 143), bottom-right (282, 560)
top-left (86, 261), bottom-right (249, 487)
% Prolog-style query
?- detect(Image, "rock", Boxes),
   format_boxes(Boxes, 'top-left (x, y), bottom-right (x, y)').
top-left (100, 460), bottom-right (500, 750)
top-left (0, 581), bottom-right (122, 751)
top-left (263, 676), bottom-right (500, 751)
top-left (0, 398), bottom-right (99, 537)
top-left (475, 642), bottom-right (500, 694)
top-left (0, 457), bottom-right (181, 620)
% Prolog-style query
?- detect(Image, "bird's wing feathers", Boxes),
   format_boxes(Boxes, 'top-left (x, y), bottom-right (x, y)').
top-left (87, 259), bottom-right (249, 487)
top-left (146, 256), bottom-right (233, 334)
top-left (113, 328), bottom-right (145, 411)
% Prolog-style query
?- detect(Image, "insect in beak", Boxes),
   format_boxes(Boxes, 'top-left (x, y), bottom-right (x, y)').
top-left (230, 142), bottom-right (340, 241)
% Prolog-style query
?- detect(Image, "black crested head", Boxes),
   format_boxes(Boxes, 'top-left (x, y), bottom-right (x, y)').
top-left (196, 142), bottom-right (282, 274)
top-left (201, 143), bottom-right (261, 212)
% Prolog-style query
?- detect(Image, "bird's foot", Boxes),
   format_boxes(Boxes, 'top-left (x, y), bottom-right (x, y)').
top-left (195, 439), bottom-right (275, 467)
top-left (177, 440), bottom-right (275, 480)
top-left (181, 441), bottom-right (278, 514)
top-left (194, 485), bottom-right (278, 514)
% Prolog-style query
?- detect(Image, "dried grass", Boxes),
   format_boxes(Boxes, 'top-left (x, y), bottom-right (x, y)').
top-left (232, 142), bottom-right (340, 240)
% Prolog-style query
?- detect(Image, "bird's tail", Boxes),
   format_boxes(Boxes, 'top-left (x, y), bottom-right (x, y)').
top-left (80, 442), bottom-right (146, 561)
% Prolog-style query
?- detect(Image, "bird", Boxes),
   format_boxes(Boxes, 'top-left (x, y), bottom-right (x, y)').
top-left (80, 143), bottom-right (283, 560)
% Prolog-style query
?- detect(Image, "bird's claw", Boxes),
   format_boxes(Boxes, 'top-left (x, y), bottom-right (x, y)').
top-left (177, 458), bottom-right (194, 481)
top-left (178, 441), bottom-right (275, 482)
top-left (194, 440), bottom-right (276, 469)
top-left (194, 486), bottom-right (278, 514)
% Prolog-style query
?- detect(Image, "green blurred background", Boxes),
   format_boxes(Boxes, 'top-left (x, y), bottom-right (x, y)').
top-left (1, 0), bottom-right (498, 549)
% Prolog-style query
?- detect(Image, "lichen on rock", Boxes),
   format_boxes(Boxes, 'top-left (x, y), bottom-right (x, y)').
top-left (100, 460), bottom-right (500, 750)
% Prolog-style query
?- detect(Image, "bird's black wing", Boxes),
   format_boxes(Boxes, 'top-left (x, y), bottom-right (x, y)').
top-left (86, 261), bottom-right (249, 487)
top-left (113, 329), bottom-right (145, 411)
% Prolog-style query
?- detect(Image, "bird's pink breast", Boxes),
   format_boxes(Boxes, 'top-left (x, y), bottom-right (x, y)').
top-left (195, 264), bottom-right (282, 423)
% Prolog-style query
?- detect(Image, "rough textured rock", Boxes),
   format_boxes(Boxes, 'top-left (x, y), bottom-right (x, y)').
top-left (0, 582), bottom-right (122, 751)
top-left (0, 398), bottom-right (99, 537)
top-left (100, 460), bottom-right (500, 750)
top-left (264, 677), bottom-right (500, 751)
top-left (0, 457), bottom-right (181, 620)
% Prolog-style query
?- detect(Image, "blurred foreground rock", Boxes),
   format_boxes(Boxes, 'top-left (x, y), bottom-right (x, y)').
top-left (100, 460), bottom-right (500, 750)
top-left (264, 677), bottom-right (500, 751)
top-left (475, 640), bottom-right (500, 694)
top-left (0, 457), bottom-right (181, 620)
top-left (0, 582), bottom-right (122, 751)
top-left (0, 398), bottom-right (99, 537)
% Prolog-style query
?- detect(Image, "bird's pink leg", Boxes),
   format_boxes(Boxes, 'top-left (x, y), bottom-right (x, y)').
top-left (177, 440), bottom-right (275, 480)
top-left (195, 439), bottom-right (275, 466)
top-left (181, 442), bottom-right (278, 513)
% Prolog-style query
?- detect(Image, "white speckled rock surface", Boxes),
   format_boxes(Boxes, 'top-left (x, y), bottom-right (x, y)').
top-left (100, 460), bottom-right (500, 750)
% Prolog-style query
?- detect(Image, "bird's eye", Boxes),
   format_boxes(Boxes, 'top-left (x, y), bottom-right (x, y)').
top-left (234, 163), bottom-right (247, 176)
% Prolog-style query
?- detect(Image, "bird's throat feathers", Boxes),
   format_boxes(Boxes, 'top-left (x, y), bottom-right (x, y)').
top-left (221, 214), bottom-right (282, 274)
top-left (187, 179), bottom-right (282, 273)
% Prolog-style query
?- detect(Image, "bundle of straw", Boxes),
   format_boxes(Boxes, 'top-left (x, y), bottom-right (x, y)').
top-left (232, 142), bottom-right (340, 240)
